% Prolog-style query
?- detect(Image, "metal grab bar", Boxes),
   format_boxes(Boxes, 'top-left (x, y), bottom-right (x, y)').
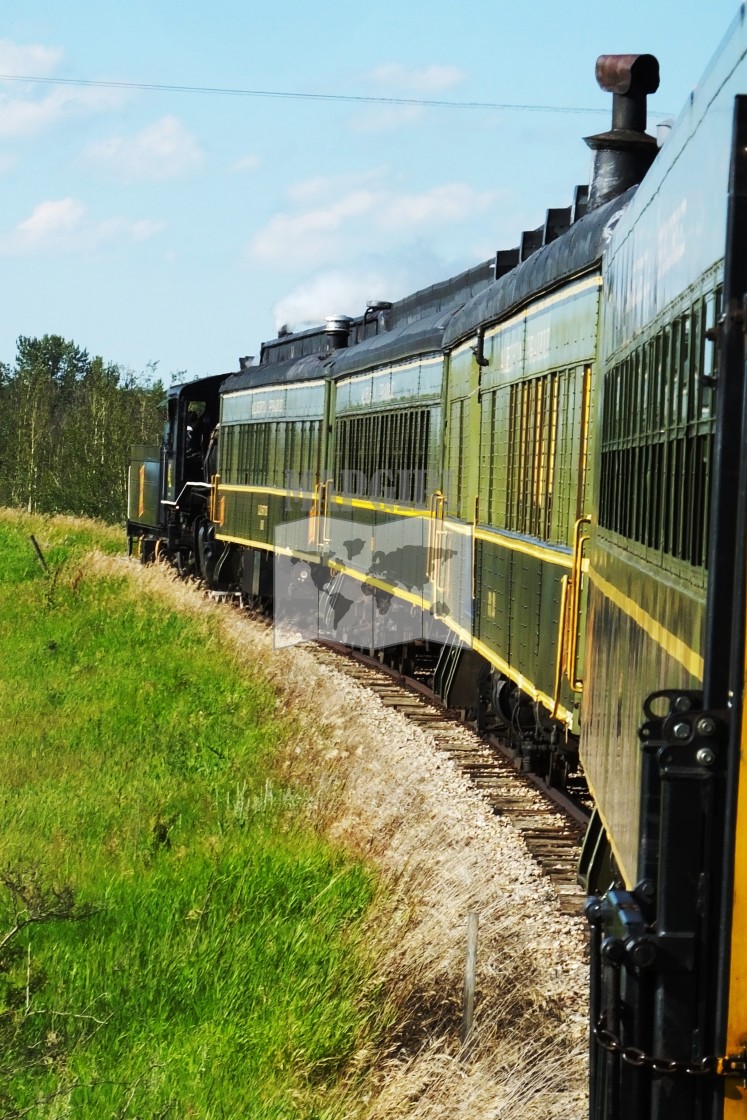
top-left (564, 515), bottom-right (591, 693)
top-left (426, 490), bottom-right (445, 584)
top-left (321, 479), bottom-right (333, 546)
top-left (308, 480), bottom-right (321, 547)
top-left (552, 574), bottom-right (570, 719)
top-left (209, 474), bottom-right (221, 525)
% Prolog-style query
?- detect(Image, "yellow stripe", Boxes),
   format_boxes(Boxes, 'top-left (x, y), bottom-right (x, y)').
top-left (214, 532), bottom-right (295, 555)
top-left (218, 484), bottom-right (316, 499)
top-left (475, 526), bottom-right (573, 568)
top-left (213, 532), bottom-right (440, 613)
top-left (327, 558), bottom-right (432, 611)
top-left (331, 495), bottom-right (432, 518)
top-left (472, 636), bottom-right (573, 727)
top-left (588, 568), bottom-right (704, 679)
top-left (451, 273), bottom-right (602, 358)
top-left (441, 516), bottom-right (473, 537)
top-left (216, 528), bottom-right (574, 728)
top-left (723, 579), bottom-right (747, 1114)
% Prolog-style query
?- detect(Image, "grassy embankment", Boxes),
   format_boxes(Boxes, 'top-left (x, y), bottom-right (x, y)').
top-left (0, 512), bottom-right (381, 1119)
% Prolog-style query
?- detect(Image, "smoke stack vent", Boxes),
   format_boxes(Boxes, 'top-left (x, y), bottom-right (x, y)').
top-left (324, 315), bottom-right (353, 350)
top-left (585, 53), bottom-right (660, 210)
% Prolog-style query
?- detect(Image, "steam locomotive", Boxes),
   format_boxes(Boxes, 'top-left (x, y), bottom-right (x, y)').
top-left (127, 11), bottom-right (747, 1119)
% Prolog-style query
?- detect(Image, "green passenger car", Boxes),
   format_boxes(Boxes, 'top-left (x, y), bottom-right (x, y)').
top-left (216, 358), bottom-right (327, 555)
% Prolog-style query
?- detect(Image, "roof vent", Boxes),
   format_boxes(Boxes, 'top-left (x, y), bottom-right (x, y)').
top-left (494, 247), bottom-right (520, 280)
top-left (543, 206), bottom-right (571, 245)
top-left (585, 54), bottom-right (660, 210)
top-left (325, 315), bottom-right (353, 350)
top-left (520, 226), bottom-right (544, 262)
top-left (572, 184), bottom-right (589, 222)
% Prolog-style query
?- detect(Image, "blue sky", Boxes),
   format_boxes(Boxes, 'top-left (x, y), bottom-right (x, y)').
top-left (1, 1), bottom-right (742, 381)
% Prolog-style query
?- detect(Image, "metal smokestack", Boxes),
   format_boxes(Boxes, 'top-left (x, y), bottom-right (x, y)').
top-left (324, 315), bottom-right (353, 350)
top-left (585, 54), bottom-right (660, 210)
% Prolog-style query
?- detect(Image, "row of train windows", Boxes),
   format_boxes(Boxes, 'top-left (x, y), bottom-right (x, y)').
top-left (334, 408), bottom-right (430, 503)
top-left (598, 290), bottom-right (721, 569)
top-left (447, 366), bottom-right (589, 544)
top-left (219, 420), bottom-right (320, 489)
top-left (601, 290), bottom-right (720, 444)
top-left (599, 436), bottom-right (710, 566)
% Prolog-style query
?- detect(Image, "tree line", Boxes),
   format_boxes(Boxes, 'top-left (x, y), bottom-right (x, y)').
top-left (0, 335), bottom-right (166, 523)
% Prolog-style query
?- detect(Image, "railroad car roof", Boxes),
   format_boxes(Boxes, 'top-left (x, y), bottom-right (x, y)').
top-left (221, 352), bottom-right (329, 394)
top-left (167, 372), bottom-right (229, 401)
top-left (442, 189), bottom-right (634, 348)
top-left (327, 306), bottom-right (457, 379)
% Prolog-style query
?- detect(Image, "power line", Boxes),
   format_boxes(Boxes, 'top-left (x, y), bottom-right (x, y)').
top-left (0, 72), bottom-right (616, 115)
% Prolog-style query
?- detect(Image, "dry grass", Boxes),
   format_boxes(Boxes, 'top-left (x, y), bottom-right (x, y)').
top-left (92, 553), bottom-right (589, 1119)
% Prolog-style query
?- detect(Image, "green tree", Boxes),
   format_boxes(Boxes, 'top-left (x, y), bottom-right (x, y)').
top-left (0, 335), bottom-right (165, 522)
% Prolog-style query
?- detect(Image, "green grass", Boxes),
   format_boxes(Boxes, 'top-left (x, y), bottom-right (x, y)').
top-left (0, 515), bottom-right (380, 1119)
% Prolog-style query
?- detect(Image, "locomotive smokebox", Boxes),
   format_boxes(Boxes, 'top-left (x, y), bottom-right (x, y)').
top-left (585, 53), bottom-right (660, 210)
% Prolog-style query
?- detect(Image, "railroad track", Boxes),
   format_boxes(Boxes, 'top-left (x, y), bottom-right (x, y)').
top-left (308, 641), bottom-right (589, 917)
top-left (208, 588), bottom-right (589, 915)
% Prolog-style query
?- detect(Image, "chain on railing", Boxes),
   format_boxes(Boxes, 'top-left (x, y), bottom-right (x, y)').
top-left (593, 1017), bottom-right (747, 1079)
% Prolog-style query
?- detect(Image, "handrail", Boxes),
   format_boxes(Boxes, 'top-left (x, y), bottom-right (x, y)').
top-left (308, 480), bottom-right (321, 547)
top-left (209, 475), bottom-right (220, 523)
top-left (564, 515), bottom-right (591, 693)
top-left (321, 479), bottom-right (333, 546)
top-left (138, 464), bottom-right (146, 519)
top-left (551, 574), bottom-right (570, 719)
top-left (426, 490), bottom-right (445, 583)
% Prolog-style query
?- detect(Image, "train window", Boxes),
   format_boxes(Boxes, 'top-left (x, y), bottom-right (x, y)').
top-left (334, 407), bottom-right (431, 504)
top-left (490, 366), bottom-right (589, 546)
top-left (599, 291), bottom-right (717, 571)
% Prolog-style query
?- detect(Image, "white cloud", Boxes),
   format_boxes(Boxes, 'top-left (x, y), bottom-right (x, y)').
top-left (272, 246), bottom-right (463, 331)
top-left (349, 63), bottom-right (465, 132)
top-left (369, 63), bottom-right (466, 92)
top-left (0, 40), bottom-right (125, 138)
top-left (0, 198), bottom-right (163, 254)
top-left (273, 269), bottom-right (391, 329)
top-left (381, 183), bottom-right (495, 229)
top-left (233, 153), bottom-right (261, 172)
top-left (0, 39), bottom-right (62, 77)
top-left (87, 115), bottom-right (204, 180)
top-left (16, 198), bottom-right (85, 244)
top-left (249, 190), bottom-right (382, 265)
top-left (248, 181), bottom-right (496, 268)
top-left (0, 85), bottom-right (123, 138)
top-left (286, 170), bottom-right (385, 205)
top-left (348, 104), bottom-right (424, 134)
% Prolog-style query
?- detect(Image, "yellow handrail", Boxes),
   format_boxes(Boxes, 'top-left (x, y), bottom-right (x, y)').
top-left (564, 515), bottom-right (591, 693)
top-left (426, 490), bottom-right (445, 582)
top-left (321, 479), bottom-right (333, 546)
top-left (209, 474), bottom-right (221, 524)
top-left (308, 479), bottom-right (322, 547)
top-left (551, 574), bottom-right (570, 719)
